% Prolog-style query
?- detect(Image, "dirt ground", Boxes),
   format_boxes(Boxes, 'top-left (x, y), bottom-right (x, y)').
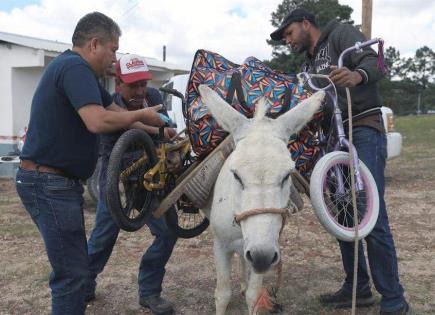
top-left (1, 135), bottom-right (435, 315)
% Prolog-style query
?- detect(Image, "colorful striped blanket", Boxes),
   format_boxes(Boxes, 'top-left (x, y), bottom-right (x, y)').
top-left (185, 49), bottom-right (322, 177)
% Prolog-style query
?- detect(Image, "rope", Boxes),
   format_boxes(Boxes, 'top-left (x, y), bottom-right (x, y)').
top-left (233, 208), bottom-right (287, 226)
top-left (234, 207), bottom-right (288, 315)
top-left (345, 87), bottom-right (360, 315)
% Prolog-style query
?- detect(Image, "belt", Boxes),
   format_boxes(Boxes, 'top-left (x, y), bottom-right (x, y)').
top-left (20, 159), bottom-right (70, 178)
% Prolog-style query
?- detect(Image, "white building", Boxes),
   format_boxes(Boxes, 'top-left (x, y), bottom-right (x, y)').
top-left (0, 31), bottom-right (189, 177)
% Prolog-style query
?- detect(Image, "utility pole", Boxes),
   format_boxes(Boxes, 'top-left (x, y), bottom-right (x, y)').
top-left (362, 0), bottom-right (373, 39)
top-left (417, 92), bottom-right (422, 115)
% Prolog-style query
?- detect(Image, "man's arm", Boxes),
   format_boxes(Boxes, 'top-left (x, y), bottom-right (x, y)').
top-left (103, 102), bottom-right (177, 139)
top-left (78, 104), bottom-right (164, 134)
top-left (334, 24), bottom-right (383, 85)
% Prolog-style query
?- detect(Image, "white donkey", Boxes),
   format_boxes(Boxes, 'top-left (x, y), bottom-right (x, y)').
top-left (198, 85), bottom-right (324, 315)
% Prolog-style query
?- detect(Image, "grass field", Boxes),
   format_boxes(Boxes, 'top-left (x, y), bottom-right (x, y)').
top-left (395, 114), bottom-right (435, 160)
top-left (0, 115), bottom-right (434, 315)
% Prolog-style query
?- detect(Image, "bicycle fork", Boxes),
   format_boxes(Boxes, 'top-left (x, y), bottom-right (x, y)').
top-left (333, 98), bottom-right (365, 194)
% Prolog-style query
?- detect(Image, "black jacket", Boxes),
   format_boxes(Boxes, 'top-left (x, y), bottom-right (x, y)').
top-left (302, 20), bottom-right (384, 120)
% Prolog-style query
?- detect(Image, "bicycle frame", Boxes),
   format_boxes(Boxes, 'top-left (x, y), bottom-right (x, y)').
top-left (142, 87), bottom-right (192, 191)
top-left (298, 38), bottom-right (384, 193)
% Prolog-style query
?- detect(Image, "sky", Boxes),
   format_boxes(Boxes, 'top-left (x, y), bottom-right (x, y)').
top-left (0, 0), bottom-right (434, 69)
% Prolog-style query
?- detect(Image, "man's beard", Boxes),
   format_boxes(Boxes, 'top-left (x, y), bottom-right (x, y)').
top-left (292, 31), bottom-right (311, 54)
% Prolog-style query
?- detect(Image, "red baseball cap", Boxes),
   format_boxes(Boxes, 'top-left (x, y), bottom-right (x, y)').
top-left (115, 54), bottom-right (152, 83)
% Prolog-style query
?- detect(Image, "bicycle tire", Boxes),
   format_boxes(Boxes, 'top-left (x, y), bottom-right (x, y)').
top-left (106, 129), bottom-right (158, 232)
top-left (310, 151), bottom-right (379, 241)
top-left (165, 202), bottom-right (209, 238)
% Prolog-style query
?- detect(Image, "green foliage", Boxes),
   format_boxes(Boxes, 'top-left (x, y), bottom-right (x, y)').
top-left (406, 46), bottom-right (435, 90)
top-left (381, 46), bottom-right (435, 115)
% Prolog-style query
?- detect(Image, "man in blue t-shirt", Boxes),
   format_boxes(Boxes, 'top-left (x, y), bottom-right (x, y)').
top-left (16, 12), bottom-right (165, 315)
top-left (86, 54), bottom-right (177, 315)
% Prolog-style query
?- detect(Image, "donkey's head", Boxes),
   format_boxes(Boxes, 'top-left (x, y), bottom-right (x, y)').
top-left (199, 85), bottom-right (324, 273)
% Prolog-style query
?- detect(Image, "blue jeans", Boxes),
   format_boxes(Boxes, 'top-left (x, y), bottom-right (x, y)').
top-left (16, 168), bottom-right (87, 315)
top-left (86, 155), bottom-right (177, 298)
top-left (339, 126), bottom-right (406, 312)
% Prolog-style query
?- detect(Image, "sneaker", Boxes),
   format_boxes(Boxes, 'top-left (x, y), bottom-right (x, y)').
top-left (319, 287), bottom-right (375, 308)
top-left (139, 295), bottom-right (174, 315)
top-left (380, 302), bottom-right (413, 315)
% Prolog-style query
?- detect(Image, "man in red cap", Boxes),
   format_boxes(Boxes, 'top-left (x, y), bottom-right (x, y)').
top-left (86, 54), bottom-right (177, 315)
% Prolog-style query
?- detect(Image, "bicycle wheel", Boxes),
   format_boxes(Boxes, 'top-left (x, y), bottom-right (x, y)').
top-left (106, 129), bottom-right (158, 232)
top-left (165, 197), bottom-right (209, 238)
top-left (309, 151), bottom-right (379, 241)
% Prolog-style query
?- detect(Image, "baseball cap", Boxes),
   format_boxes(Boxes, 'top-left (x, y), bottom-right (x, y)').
top-left (115, 54), bottom-right (152, 84)
top-left (270, 8), bottom-right (316, 41)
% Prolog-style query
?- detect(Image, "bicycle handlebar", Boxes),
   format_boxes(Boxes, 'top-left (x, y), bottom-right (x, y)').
top-left (338, 38), bottom-right (382, 68)
top-left (159, 86), bottom-right (189, 120)
top-left (298, 38), bottom-right (383, 92)
top-left (159, 87), bottom-right (185, 101)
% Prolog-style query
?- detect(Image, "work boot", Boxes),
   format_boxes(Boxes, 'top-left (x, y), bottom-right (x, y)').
top-left (319, 287), bottom-right (375, 308)
top-left (139, 295), bottom-right (174, 315)
top-left (380, 302), bottom-right (413, 315)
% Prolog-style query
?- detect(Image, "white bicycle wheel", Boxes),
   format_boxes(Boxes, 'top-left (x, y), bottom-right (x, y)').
top-left (310, 151), bottom-right (379, 241)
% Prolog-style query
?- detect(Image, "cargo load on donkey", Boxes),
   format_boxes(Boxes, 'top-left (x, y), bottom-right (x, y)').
top-left (105, 49), bottom-right (323, 239)
top-left (185, 49), bottom-right (322, 178)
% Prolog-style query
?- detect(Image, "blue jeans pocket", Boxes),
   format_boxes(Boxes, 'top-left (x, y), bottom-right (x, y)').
top-left (44, 175), bottom-right (84, 198)
top-left (16, 177), bottom-right (40, 218)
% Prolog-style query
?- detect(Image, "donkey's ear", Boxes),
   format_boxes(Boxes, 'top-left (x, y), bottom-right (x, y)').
top-left (199, 85), bottom-right (249, 136)
top-left (276, 91), bottom-right (325, 139)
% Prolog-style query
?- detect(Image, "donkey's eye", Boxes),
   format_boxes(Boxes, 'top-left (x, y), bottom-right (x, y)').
top-left (232, 172), bottom-right (244, 189)
top-left (281, 172), bottom-right (291, 188)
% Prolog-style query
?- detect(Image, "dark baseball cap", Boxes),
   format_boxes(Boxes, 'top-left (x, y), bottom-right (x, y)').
top-left (270, 8), bottom-right (316, 41)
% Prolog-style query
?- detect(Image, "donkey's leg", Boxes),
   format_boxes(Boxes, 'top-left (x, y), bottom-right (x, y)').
top-left (246, 272), bottom-right (264, 315)
top-left (213, 240), bottom-right (232, 315)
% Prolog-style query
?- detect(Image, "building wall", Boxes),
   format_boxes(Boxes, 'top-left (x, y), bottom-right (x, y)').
top-left (0, 43), bottom-right (43, 143)
top-left (0, 44), bottom-right (44, 176)
top-left (12, 67), bottom-right (44, 135)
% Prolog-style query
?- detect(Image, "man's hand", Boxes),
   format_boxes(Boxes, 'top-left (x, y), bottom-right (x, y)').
top-left (164, 127), bottom-right (177, 140)
top-left (139, 105), bottom-right (165, 126)
top-left (329, 65), bottom-right (363, 88)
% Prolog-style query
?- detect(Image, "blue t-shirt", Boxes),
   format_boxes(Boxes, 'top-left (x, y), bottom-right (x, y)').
top-left (21, 50), bottom-right (112, 179)
top-left (99, 88), bottom-right (165, 157)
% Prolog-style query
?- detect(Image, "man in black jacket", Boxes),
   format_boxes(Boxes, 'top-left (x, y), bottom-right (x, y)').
top-left (270, 8), bottom-right (412, 315)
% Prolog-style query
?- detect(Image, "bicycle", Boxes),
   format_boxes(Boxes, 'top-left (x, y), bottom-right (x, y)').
top-left (105, 87), bottom-right (230, 238)
top-left (298, 38), bottom-right (385, 242)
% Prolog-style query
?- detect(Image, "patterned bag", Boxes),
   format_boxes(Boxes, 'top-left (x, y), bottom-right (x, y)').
top-left (185, 49), bottom-right (322, 177)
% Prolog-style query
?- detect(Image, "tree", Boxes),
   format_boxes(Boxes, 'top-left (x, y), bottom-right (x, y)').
top-left (384, 46), bottom-right (403, 80)
top-left (405, 46), bottom-right (435, 90)
top-left (264, 0), bottom-right (354, 73)
top-left (380, 47), bottom-right (435, 115)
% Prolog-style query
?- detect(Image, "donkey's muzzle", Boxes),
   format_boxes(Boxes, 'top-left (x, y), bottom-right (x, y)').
top-left (245, 247), bottom-right (279, 273)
